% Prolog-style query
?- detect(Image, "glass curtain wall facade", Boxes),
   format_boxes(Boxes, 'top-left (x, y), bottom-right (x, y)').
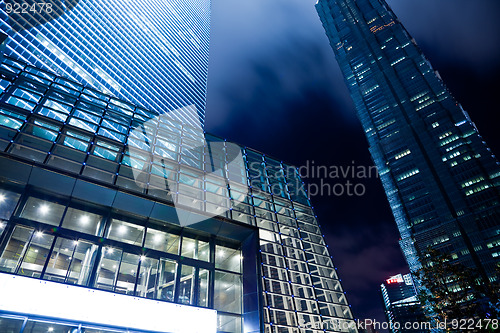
top-left (0, 0), bottom-right (209, 128)
top-left (0, 57), bottom-right (357, 333)
top-left (316, 0), bottom-right (500, 282)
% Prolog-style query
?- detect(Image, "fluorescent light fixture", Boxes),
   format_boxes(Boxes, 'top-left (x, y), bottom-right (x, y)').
top-left (153, 234), bottom-right (163, 243)
top-left (80, 215), bottom-right (90, 224)
top-left (0, 194), bottom-right (5, 202)
top-left (118, 225), bottom-right (127, 234)
top-left (0, 273), bottom-right (217, 333)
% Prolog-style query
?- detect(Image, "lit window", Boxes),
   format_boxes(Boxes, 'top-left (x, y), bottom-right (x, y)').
top-left (181, 237), bottom-right (210, 262)
top-left (61, 207), bottom-right (103, 236)
top-left (214, 271), bottom-right (242, 314)
top-left (215, 245), bottom-right (242, 273)
top-left (106, 219), bottom-right (145, 246)
top-left (0, 189), bottom-right (21, 220)
top-left (144, 225), bottom-right (180, 255)
top-left (20, 197), bottom-right (65, 226)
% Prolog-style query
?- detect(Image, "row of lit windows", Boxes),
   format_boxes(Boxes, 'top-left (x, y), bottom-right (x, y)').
top-left (0, 107), bottom-right (314, 218)
top-left (0, 188), bottom-right (243, 319)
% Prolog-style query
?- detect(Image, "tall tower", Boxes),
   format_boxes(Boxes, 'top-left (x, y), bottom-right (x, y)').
top-left (0, 0), bottom-right (209, 127)
top-left (316, 0), bottom-right (500, 281)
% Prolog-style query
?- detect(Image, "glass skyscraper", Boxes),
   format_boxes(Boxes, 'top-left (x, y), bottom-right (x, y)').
top-left (380, 274), bottom-right (426, 333)
top-left (316, 0), bottom-right (500, 282)
top-left (0, 56), bottom-right (357, 333)
top-left (0, 0), bottom-right (209, 127)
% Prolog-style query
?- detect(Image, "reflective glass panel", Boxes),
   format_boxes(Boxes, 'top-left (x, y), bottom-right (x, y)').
top-left (115, 253), bottom-right (140, 295)
top-left (0, 225), bottom-right (33, 273)
top-left (216, 245), bottom-right (242, 273)
top-left (144, 226), bottom-right (180, 255)
top-left (18, 231), bottom-right (55, 278)
top-left (217, 314), bottom-right (242, 333)
top-left (198, 268), bottom-right (210, 307)
top-left (181, 237), bottom-right (209, 262)
top-left (214, 271), bottom-right (242, 314)
top-left (24, 319), bottom-right (79, 333)
top-left (136, 256), bottom-right (159, 298)
top-left (61, 207), bottom-right (103, 236)
top-left (178, 265), bottom-right (195, 305)
top-left (0, 220), bottom-right (5, 239)
top-left (66, 240), bottom-right (98, 286)
top-left (95, 247), bottom-right (122, 291)
top-left (106, 219), bottom-right (144, 246)
top-left (0, 315), bottom-right (24, 332)
top-left (157, 258), bottom-right (177, 302)
top-left (20, 197), bottom-right (65, 226)
top-left (0, 189), bottom-right (21, 220)
top-left (43, 237), bottom-right (78, 282)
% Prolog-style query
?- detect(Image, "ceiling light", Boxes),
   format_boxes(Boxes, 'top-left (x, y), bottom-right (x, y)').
top-left (118, 225), bottom-right (127, 234)
top-left (39, 204), bottom-right (50, 215)
top-left (80, 215), bottom-right (90, 224)
top-left (153, 234), bottom-right (163, 243)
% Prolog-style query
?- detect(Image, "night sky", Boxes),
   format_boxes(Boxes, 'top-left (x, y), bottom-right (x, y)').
top-left (205, 0), bottom-right (500, 326)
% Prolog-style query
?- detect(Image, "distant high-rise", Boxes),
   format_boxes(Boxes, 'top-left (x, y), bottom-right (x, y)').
top-left (0, 0), bottom-right (209, 127)
top-left (316, 0), bottom-right (500, 282)
top-left (380, 274), bottom-right (427, 333)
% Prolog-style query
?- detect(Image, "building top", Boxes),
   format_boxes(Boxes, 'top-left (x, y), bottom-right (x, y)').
top-left (0, 0), bottom-right (209, 128)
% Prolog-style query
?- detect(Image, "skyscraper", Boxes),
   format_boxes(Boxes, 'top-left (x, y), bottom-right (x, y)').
top-left (0, 0), bottom-right (209, 127)
top-left (380, 274), bottom-right (426, 333)
top-left (0, 56), bottom-right (357, 333)
top-left (316, 0), bottom-right (500, 282)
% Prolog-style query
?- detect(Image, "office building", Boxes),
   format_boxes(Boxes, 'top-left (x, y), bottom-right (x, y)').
top-left (0, 0), bottom-right (209, 127)
top-left (0, 56), bottom-right (357, 333)
top-left (381, 274), bottom-right (426, 333)
top-left (316, 0), bottom-right (500, 282)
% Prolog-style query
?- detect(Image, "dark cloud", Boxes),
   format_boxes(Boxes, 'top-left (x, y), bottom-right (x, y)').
top-left (325, 223), bottom-right (409, 321)
top-left (206, 0), bottom-right (500, 329)
top-left (387, 0), bottom-right (500, 70)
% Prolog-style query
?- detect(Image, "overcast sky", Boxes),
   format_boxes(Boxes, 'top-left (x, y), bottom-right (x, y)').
top-left (205, 0), bottom-right (500, 326)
